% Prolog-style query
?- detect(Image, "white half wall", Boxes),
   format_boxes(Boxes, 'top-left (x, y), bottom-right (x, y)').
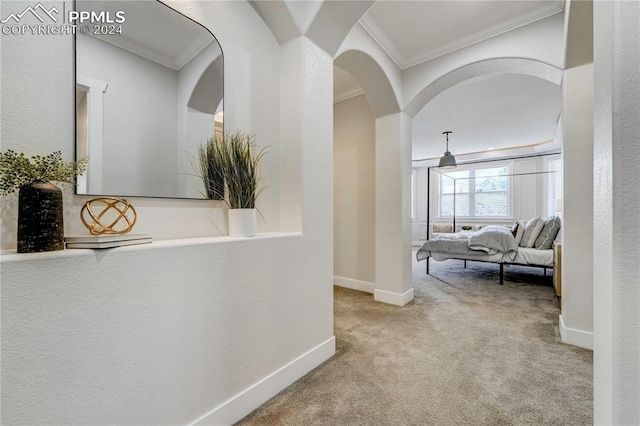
top-left (0, 235), bottom-right (335, 425)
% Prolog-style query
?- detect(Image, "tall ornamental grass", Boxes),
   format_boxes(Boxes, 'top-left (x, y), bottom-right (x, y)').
top-left (198, 131), bottom-right (267, 209)
top-left (197, 134), bottom-right (225, 201)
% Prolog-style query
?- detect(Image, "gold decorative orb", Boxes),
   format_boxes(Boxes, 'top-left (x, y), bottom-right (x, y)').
top-left (80, 197), bottom-right (137, 235)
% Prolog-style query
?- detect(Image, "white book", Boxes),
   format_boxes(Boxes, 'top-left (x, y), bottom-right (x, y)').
top-left (65, 238), bottom-right (153, 249)
top-left (64, 233), bottom-right (151, 243)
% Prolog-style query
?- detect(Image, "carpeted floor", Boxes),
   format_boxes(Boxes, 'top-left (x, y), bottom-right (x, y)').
top-left (236, 255), bottom-right (593, 425)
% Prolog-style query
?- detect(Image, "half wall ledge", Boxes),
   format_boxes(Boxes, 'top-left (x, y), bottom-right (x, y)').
top-left (0, 231), bottom-right (304, 261)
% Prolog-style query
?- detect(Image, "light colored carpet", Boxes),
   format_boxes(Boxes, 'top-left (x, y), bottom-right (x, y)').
top-left (236, 255), bottom-right (593, 425)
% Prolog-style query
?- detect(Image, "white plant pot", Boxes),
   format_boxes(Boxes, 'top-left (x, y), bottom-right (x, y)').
top-left (228, 208), bottom-right (256, 237)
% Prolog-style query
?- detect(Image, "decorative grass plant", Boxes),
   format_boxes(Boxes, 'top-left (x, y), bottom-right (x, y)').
top-left (197, 134), bottom-right (225, 201)
top-left (0, 150), bottom-right (88, 252)
top-left (0, 150), bottom-right (88, 195)
top-left (197, 131), bottom-right (267, 209)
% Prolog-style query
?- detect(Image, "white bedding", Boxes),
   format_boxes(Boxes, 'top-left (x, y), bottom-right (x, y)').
top-left (417, 230), bottom-right (554, 268)
top-left (512, 247), bottom-right (553, 267)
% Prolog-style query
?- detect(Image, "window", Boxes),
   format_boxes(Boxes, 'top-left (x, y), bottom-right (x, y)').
top-left (439, 166), bottom-right (509, 218)
top-left (547, 157), bottom-right (563, 217)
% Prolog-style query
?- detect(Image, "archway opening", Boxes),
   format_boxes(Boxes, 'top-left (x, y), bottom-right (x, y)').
top-left (410, 62), bottom-right (564, 288)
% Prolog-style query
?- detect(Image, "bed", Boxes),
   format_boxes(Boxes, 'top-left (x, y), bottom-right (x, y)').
top-left (416, 223), bottom-right (556, 285)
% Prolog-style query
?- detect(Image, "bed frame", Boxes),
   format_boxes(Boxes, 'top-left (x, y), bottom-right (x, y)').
top-left (424, 256), bottom-right (550, 285)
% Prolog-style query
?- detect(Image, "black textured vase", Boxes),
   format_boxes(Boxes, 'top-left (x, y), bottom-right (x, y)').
top-left (17, 181), bottom-right (64, 253)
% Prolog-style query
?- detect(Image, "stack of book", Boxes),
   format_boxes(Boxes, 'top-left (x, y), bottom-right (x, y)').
top-left (64, 233), bottom-right (152, 249)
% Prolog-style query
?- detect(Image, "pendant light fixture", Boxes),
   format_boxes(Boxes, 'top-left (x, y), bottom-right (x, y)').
top-left (438, 131), bottom-right (457, 169)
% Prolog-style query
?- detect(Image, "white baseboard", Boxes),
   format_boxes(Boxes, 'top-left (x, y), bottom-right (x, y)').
top-left (374, 288), bottom-right (415, 306)
top-left (559, 315), bottom-right (593, 350)
top-left (334, 276), bottom-right (375, 294)
top-left (191, 336), bottom-right (336, 426)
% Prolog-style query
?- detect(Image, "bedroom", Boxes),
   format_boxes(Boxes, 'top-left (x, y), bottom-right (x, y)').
top-left (333, 2), bottom-right (578, 328)
top-left (332, 0), bottom-right (636, 423)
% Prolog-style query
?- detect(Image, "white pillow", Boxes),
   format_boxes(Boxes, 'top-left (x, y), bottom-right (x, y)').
top-left (519, 217), bottom-right (545, 248)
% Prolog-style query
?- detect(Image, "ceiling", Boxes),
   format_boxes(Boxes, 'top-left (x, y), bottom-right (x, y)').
top-left (412, 74), bottom-right (561, 160)
top-left (334, 0), bottom-right (565, 161)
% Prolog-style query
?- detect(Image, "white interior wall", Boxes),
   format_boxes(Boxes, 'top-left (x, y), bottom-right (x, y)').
top-left (560, 62), bottom-right (594, 350)
top-left (76, 35), bottom-right (179, 198)
top-left (0, 0), bottom-right (335, 424)
top-left (374, 112), bottom-right (414, 306)
top-left (593, 1), bottom-right (640, 423)
top-left (513, 158), bottom-right (544, 220)
top-left (333, 94), bottom-right (376, 291)
top-left (278, 37), bottom-right (304, 232)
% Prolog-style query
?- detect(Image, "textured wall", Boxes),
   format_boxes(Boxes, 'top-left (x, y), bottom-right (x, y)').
top-left (1, 234), bottom-right (334, 424)
top-left (593, 1), bottom-right (640, 423)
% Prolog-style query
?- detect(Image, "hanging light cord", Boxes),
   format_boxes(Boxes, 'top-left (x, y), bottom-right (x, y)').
top-left (443, 131), bottom-right (452, 152)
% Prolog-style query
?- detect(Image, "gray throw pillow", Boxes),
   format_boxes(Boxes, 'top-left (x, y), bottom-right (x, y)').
top-left (514, 220), bottom-right (526, 245)
top-left (511, 221), bottom-right (519, 237)
top-left (519, 217), bottom-right (544, 248)
top-left (534, 216), bottom-right (562, 250)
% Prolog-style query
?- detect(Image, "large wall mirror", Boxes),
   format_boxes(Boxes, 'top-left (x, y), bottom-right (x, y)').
top-left (75, 0), bottom-right (223, 199)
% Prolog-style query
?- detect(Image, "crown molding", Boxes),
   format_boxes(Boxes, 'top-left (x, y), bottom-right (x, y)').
top-left (91, 34), bottom-right (212, 71)
top-left (358, 15), bottom-right (403, 69)
top-left (360, 2), bottom-right (564, 70)
top-left (334, 87), bottom-right (365, 104)
top-left (402, 4), bottom-right (564, 69)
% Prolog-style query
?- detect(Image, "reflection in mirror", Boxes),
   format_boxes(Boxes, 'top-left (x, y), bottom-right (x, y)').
top-left (75, 0), bottom-right (223, 199)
